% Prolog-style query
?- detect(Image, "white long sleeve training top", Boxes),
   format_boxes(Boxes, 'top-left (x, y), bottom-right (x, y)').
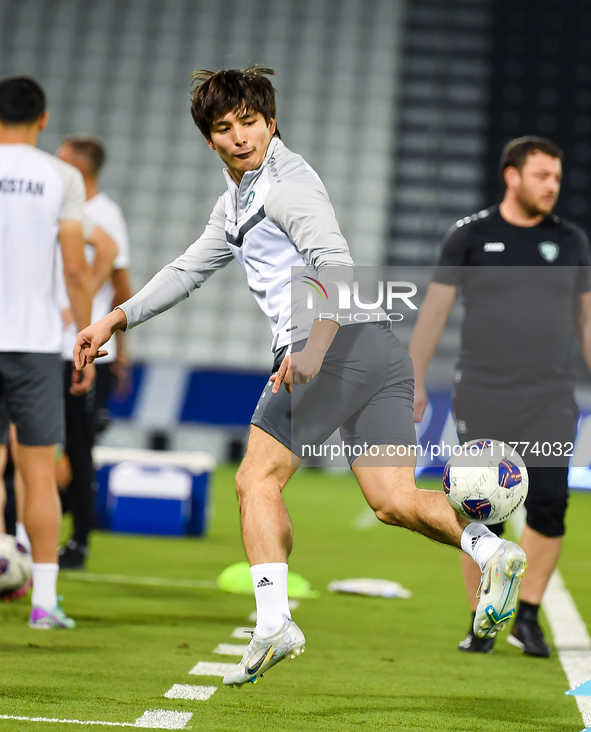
top-left (119, 137), bottom-right (370, 351)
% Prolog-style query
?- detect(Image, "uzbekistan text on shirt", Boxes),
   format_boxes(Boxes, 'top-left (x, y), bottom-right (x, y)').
top-left (0, 177), bottom-right (44, 194)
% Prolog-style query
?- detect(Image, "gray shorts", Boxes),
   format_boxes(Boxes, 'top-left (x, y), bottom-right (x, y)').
top-left (0, 352), bottom-right (64, 446)
top-left (0, 396), bottom-right (8, 445)
top-left (252, 322), bottom-right (416, 466)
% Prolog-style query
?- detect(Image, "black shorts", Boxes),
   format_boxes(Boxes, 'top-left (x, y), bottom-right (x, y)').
top-left (252, 322), bottom-right (416, 466)
top-left (0, 352), bottom-right (64, 446)
top-left (453, 384), bottom-right (577, 537)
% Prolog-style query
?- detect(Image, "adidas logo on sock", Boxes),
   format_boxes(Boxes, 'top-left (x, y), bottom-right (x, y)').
top-left (472, 536), bottom-right (479, 550)
top-left (256, 577), bottom-right (273, 588)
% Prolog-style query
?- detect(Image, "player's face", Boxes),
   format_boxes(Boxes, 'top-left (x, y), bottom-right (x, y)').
top-left (514, 152), bottom-right (562, 217)
top-left (208, 110), bottom-right (276, 184)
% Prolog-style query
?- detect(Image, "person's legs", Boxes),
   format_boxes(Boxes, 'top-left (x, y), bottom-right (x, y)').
top-left (223, 425), bottom-right (305, 686)
top-left (60, 360), bottom-right (96, 565)
top-left (519, 526), bottom-right (562, 604)
top-left (0, 443), bottom-right (7, 534)
top-left (506, 464), bottom-right (568, 657)
top-left (451, 385), bottom-right (525, 650)
top-left (0, 353), bottom-right (73, 627)
top-left (352, 448), bottom-right (526, 642)
top-left (0, 396), bottom-right (9, 534)
top-left (18, 444), bottom-right (60, 564)
top-left (235, 425), bottom-right (300, 566)
top-left (353, 459), bottom-right (467, 546)
top-left (8, 424), bottom-right (30, 551)
top-left (460, 519), bottom-right (504, 614)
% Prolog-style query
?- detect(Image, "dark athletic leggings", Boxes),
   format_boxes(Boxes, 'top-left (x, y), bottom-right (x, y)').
top-left (61, 361), bottom-right (112, 546)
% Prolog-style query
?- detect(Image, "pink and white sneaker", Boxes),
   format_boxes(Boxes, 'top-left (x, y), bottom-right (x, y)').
top-left (29, 601), bottom-right (75, 629)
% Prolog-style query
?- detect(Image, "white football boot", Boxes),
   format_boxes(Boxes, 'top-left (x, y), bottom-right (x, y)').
top-left (223, 615), bottom-right (305, 686)
top-left (474, 540), bottom-right (527, 640)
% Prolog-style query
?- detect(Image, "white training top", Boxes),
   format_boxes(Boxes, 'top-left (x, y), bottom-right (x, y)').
top-left (0, 144), bottom-right (85, 353)
top-left (60, 192), bottom-right (131, 362)
top-left (120, 137), bottom-right (378, 351)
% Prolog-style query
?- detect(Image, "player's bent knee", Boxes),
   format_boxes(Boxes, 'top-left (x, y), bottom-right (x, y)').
top-left (524, 467), bottom-right (568, 537)
top-left (524, 491), bottom-right (567, 537)
top-left (526, 510), bottom-right (566, 538)
top-left (234, 461), bottom-right (289, 500)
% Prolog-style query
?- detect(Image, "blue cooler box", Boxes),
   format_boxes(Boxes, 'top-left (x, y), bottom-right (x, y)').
top-left (93, 447), bottom-right (216, 536)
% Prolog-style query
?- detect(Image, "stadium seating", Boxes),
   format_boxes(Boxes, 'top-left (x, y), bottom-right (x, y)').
top-left (0, 0), bottom-right (403, 368)
top-left (388, 0), bottom-right (492, 264)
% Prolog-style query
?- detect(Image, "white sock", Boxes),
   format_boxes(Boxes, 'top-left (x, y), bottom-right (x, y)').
top-left (31, 563), bottom-right (59, 609)
top-left (16, 522), bottom-right (31, 554)
top-left (251, 562), bottom-right (290, 636)
top-left (461, 524), bottom-right (503, 571)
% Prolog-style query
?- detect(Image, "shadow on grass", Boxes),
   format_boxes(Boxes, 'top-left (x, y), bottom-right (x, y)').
top-left (217, 692), bottom-right (579, 732)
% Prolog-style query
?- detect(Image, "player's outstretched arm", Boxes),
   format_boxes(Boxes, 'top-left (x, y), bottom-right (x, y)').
top-left (576, 291), bottom-right (591, 372)
top-left (86, 225), bottom-right (118, 294)
top-left (59, 219), bottom-right (93, 332)
top-left (408, 282), bottom-right (457, 422)
top-left (74, 307), bottom-right (128, 370)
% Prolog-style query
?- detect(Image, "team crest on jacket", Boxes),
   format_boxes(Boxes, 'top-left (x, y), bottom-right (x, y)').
top-left (539, 241), bottom-right (559, 262)
top-left (245, 191), bottom-right (255, 212)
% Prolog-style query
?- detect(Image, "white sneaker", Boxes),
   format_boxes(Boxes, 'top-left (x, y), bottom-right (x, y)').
top-left (223, 615), bottom-right (305, 686)
top-left (474, 540), bottom-right (527, 640)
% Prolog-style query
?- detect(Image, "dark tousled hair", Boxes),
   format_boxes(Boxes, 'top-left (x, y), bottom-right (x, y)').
top-left (61, 135), bottom-right (106, 176)
top-left (499, 136), bottom-right (563, 183)
top-left (0, 76), bottom-right (46, 124)
top-left (189, 65), bottom-right (279, 140)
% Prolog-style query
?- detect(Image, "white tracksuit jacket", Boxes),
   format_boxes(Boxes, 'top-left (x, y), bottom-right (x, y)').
top-left (119, 137), bottom-right (365, 351)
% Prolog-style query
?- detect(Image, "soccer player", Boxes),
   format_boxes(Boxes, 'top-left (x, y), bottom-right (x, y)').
top-left (0, 76), bottom-right (95, 627)
top-left (409, 137), bottom-right (591, 657)
top-left (74, 67), bottom-right (527, 683)
top-left (56, 135), bottom-right (132, 570)
top-left (0, 412), bottom-right (7, 535)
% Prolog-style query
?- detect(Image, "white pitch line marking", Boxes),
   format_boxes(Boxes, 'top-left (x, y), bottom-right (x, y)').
top-left (164, 684), bottom-right (217, 701)
top-left (60, 572), bottom-right (217, 590)
top-left (189, 661), bottom-right (235, 676)
top-left (231, 627), bottom-right (253, 639)
top-left (510, 510), bottom-right (591, 728)
top-left (0, 710), bottom-right (193, 729)
top-left (0, 717), bottom-right (134, 728)
top-left (134, 710), bottom-right (192, 729)
top-left (213, 643), bottom-right (247, 656)
top-left (542, 572), bottom-right (591, 727)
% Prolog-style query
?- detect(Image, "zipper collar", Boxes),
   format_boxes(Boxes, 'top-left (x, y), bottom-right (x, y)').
top-left (222, 137), bottom-right (281, 213)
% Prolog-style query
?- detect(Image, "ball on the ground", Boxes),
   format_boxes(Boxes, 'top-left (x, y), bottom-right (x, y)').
top-left (443, 439), bottom-right (528, 524)
top-left (0, 534), bottom-right (32, 592)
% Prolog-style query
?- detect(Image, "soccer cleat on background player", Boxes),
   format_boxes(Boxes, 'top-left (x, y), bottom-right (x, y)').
top-left (474, 540), bottom-right (527, 639)
top-left (507, 617), bottom-right (551, 657)
top-left (458, 622), bottom-right (495, 653)
top-left (28, 600), bottom-right (75, 629)
top-left (223, 615), bottom-right (305, 686)
top-left (59, 541), bottom-right (87, 570)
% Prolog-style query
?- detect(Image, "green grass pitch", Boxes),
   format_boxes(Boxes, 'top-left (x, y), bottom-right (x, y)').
top-left (1, 467), bottom-right (590, 731)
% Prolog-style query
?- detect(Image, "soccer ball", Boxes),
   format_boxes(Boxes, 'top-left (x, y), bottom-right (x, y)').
top-left (443, 439), bottom-right (528, 524)
top-left (0, 534), bottom-right (32, 593)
